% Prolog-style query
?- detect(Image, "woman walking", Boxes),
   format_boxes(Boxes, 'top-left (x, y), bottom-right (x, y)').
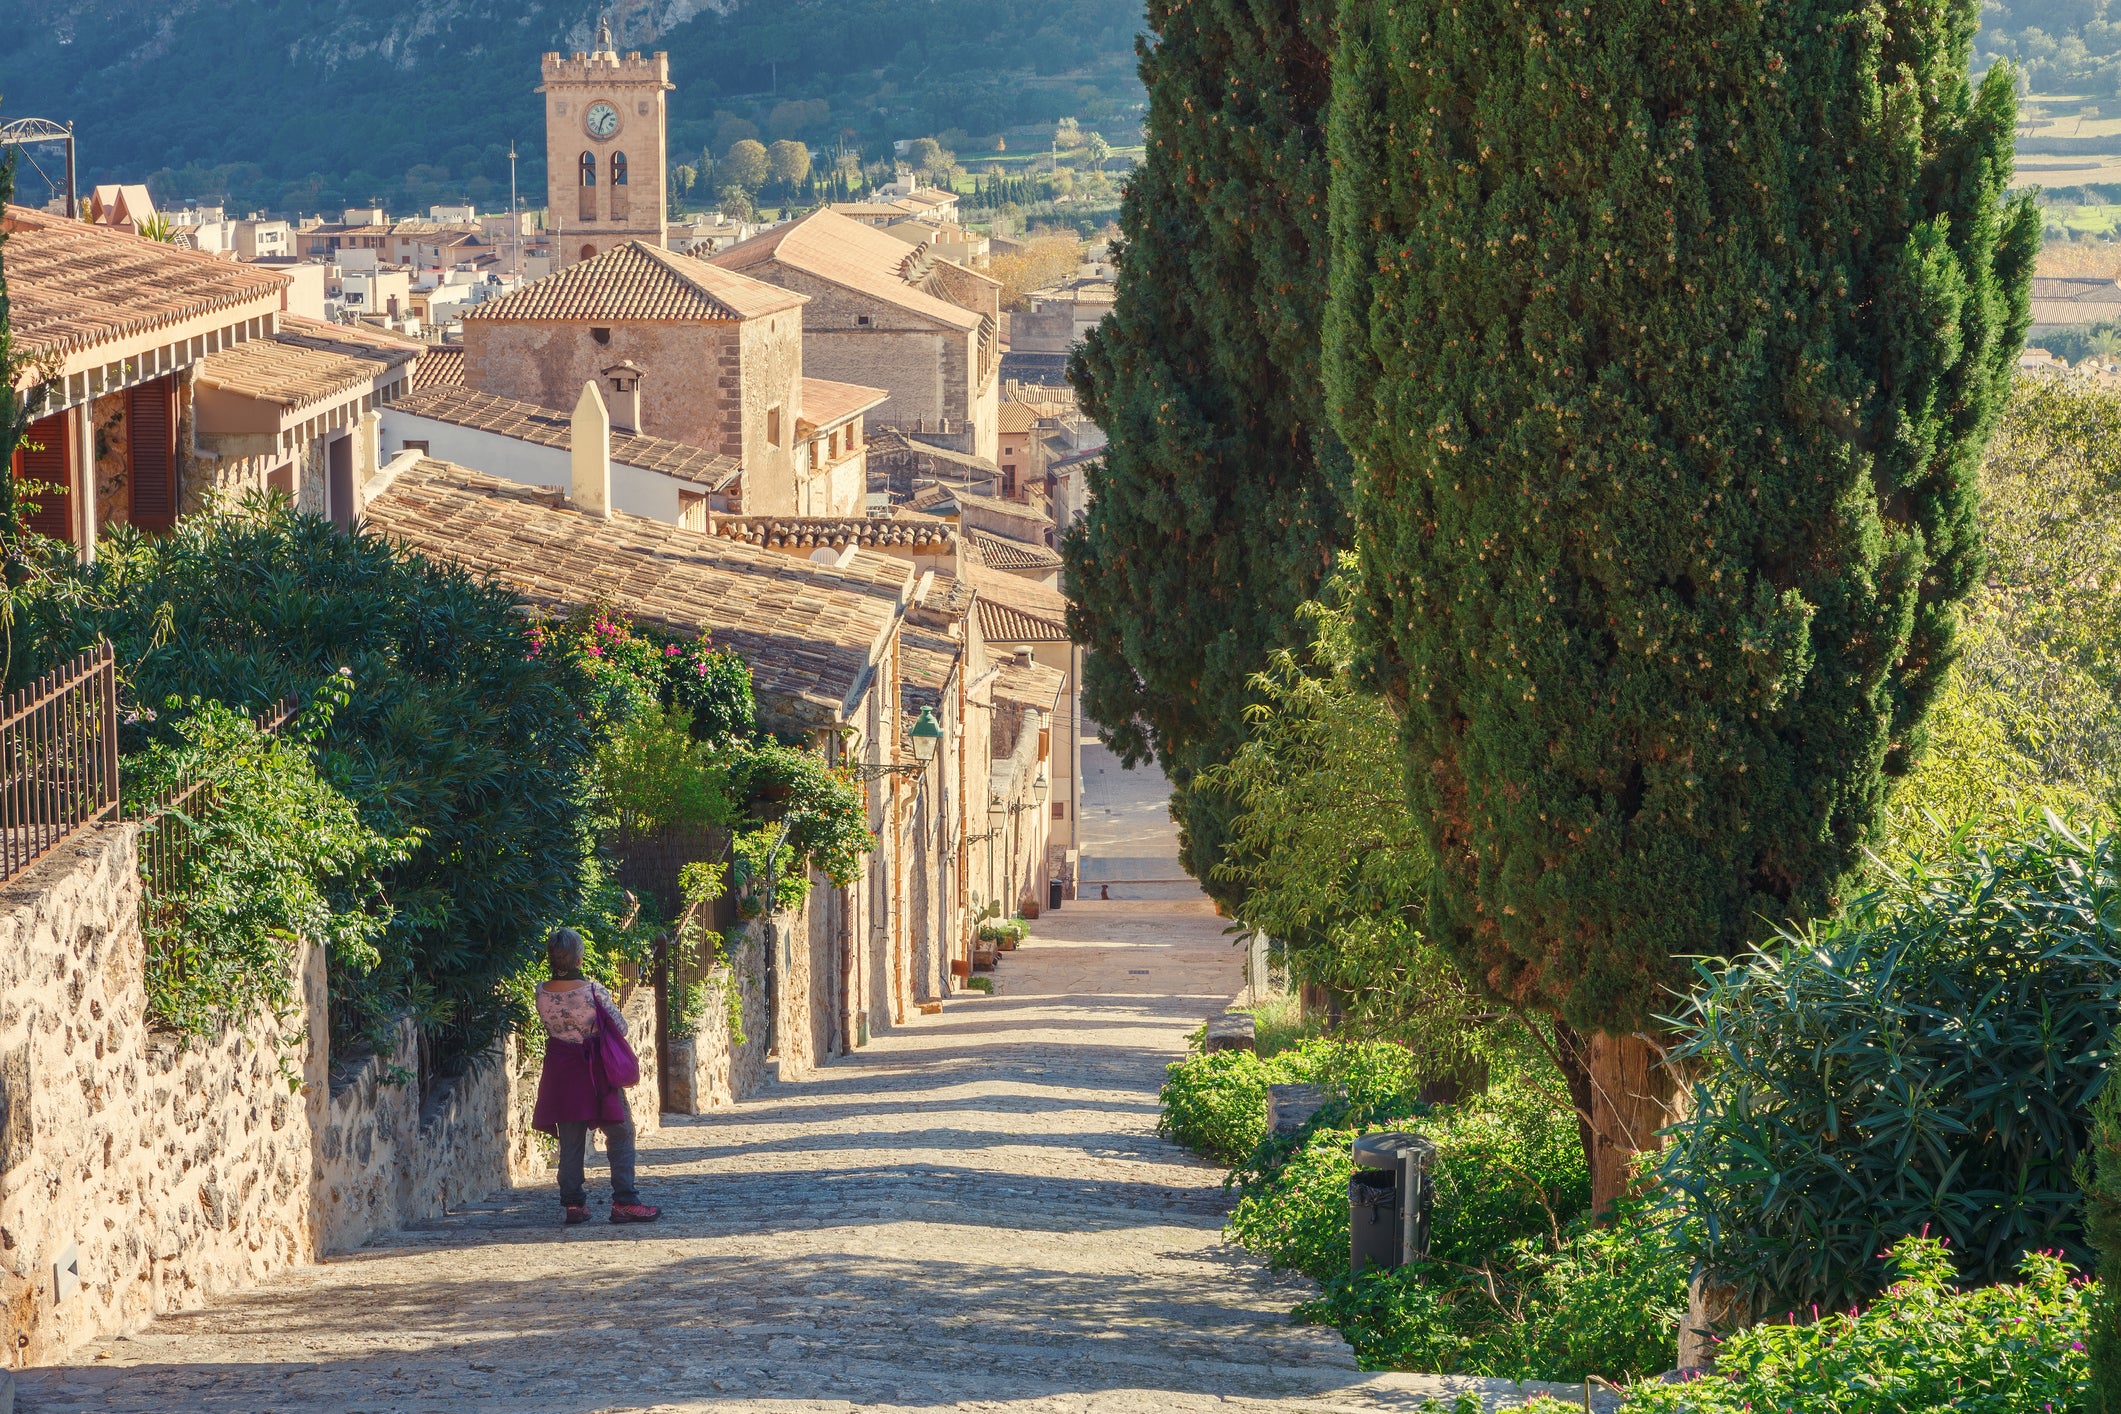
top-left (531, 928), bottom-right (660, 1225)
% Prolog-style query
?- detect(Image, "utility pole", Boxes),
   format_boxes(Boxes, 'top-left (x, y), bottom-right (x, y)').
top-left (508, 141), bottom-right (520, 284)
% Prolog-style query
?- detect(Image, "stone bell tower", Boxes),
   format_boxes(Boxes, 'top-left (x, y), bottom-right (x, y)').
top-left (541, 17), bottom-right (672, 268)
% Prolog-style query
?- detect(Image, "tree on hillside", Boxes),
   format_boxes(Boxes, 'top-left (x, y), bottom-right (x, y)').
top-left (1084, 133), bottom-right (1111, 173)
top-left (1325, 0), bottom-right (2036, 1208)
top-left (720, 139), bottom-right (770, 193)
top-left (1065, 0), bottom-right (1348, 908)
top-left (767, 140), bottom-right (811, 191)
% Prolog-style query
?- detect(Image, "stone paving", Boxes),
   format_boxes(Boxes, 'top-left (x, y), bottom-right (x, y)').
top-left (15, 894), bottom-right (1604, 1414)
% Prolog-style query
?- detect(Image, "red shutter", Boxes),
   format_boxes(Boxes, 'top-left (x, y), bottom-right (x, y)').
top-left (129, 377), bottom-right (177, 532)
top-left (14, 413), bottom-right (73, 543)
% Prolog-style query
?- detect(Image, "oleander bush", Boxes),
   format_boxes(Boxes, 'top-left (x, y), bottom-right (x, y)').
top-left (1624, 1238), bottom-right (2090, 1414)
top-left (1658, 816), bottom-right (2121, 1317)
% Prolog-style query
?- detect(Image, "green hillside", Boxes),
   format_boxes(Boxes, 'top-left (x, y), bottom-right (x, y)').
top-left (0, 0), bottom-right (1144, 216)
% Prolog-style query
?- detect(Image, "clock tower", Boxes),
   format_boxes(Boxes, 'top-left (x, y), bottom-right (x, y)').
top-left (541, 19), bottom-right (672, 268)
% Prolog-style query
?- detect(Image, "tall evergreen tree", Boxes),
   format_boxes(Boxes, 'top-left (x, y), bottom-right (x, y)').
top-left (1325, 0), bottom-right (2034, 1207)
top-left (1065, 0), bottom-right (1348, 898)
top-left (0, 142), bottom-right (26, 548)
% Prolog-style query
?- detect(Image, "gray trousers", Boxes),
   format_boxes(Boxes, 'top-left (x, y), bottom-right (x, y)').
top-left (556, 1120), bottom-right (639, 1207)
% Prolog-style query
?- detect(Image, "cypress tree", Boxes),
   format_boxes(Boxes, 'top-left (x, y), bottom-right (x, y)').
top-left (0, 144), bottom-right (26, 549)
top-left (1325, 0), bottom-right (2033, 1206)
top-left (1065, 0), bottom-right (1348, 897)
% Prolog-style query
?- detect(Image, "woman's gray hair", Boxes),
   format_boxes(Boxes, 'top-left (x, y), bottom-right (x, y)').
top-left (546, 927), bottom-right (586, 973)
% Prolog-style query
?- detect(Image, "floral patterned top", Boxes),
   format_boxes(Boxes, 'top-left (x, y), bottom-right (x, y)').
top-left (535, 980), bottom-right (624, 1044)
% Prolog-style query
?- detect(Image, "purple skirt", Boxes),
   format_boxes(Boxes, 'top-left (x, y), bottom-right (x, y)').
top-left (532, 1036), bottom-right (630, 1134)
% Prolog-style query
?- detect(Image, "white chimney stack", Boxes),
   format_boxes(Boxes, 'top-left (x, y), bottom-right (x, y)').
top-left (571, 380), bottom-right (612, 519)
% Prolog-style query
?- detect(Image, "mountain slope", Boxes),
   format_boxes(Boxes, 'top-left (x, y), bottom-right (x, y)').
top-left (0, 0), bottom-right (1143, 213)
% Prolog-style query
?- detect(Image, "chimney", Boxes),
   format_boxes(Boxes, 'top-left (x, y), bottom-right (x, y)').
top-left (571, 380), bottom-right (612, 519)
top-left (603, 360), bottom-right (644, 434)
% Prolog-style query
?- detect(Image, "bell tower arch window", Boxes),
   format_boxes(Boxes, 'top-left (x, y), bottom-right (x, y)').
top-left (610, 151), bottom-right (629, 221)
top-left (578, 151), bottom-right (597, 222)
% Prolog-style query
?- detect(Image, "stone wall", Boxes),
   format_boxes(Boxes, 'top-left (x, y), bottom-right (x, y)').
top-left (463, 317), bottom-right (748, 457)
top-left (0, 826), bottom-right (325, 1369)
top-left (0, 824), bottom-right (664, 1371)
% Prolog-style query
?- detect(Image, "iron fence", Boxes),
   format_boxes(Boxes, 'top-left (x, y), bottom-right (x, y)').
top-left (0, 641), bottom-right (120, 881)
top-left (126, 696), bottom-right (299, 913)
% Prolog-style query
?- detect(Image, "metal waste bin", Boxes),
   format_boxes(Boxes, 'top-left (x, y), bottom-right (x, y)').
top-left (1049, 879), bottom-right (1064, 911)
top-left (1349, 1131), bottom-right (1437, 1274)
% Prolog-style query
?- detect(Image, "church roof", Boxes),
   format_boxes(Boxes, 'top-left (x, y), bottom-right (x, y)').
top-left (464, 240), bottom-right (804, 324)
top-left (713, 210), bottom-right (985, 332)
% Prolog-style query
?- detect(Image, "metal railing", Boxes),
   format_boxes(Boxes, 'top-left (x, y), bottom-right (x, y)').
top-left (0, 641), bottom-right (120, 881)
top-left (127, 696), bottom-right (298, 913)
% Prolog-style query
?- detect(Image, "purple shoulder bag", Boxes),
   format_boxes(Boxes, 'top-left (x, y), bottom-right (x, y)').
top-left (591, 989), bottom-right (641, 1089)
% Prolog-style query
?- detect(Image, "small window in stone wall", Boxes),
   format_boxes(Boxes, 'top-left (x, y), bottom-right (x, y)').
top-left (1052, 800), bottom-right (1067, 821)
top-left (767, 407), bottom-right (782, 447)
top-left (857, 314), bottom-right (872, 327)
top-left (592, 327), bottom-right (612, 346)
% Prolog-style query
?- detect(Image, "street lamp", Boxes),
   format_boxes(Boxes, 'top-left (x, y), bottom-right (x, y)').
top-left (909, 705), bottom-right (942, 764)
top-left (1032, 763), bottom-right (1050, 803)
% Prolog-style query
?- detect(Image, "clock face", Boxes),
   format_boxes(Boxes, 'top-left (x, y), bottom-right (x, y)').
top-left (585, 102), bottom-right (620, 140)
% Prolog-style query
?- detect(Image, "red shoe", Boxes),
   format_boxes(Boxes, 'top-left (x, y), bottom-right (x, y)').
top-left (609, 1202), bottom-right (660, 1224)
top-left (563, 1204), bottom-right (590, 1225)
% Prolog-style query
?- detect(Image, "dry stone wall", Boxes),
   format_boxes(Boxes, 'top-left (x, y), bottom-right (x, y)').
top-left (0, 824), bottom-right (664, 1370)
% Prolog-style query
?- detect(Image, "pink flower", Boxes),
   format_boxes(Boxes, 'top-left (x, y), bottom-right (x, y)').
top-left (587, 645), bottom-right (603, 657)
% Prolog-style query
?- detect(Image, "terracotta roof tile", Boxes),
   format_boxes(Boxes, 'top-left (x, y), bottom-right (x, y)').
top-left (1, 203), bottom-right (287, 360)
top-left (464, 240), bottom-right (804, 324)
top-left (712, 515), bottom-right (956, 553)
top-left (996, 657), bottom-right (1067, 711)
top-left (411, 345), bottom-right (466, 390)
top-left (194, 321), bottom-right (410, 412)
top-left (899, 623), bottom-right (961, 719)
top-left (979, 598), bottom-right (1071, 644)
top-left (366, 460), bottom-right (908, 716)
top-left (272, 314), bottom-right (423, 366)
top-left (389, 386), bottom-right (741, 489)
top-left (714, 210), bottom-right (986, 331)
top-left (797, 377), bottom-right (888, 433)
top-left (969, 530), bottom-right (1063, 573)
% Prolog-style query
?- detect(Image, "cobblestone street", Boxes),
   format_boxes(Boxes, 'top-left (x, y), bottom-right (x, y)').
top-left (15, 894), bottom-right (1596, 1413)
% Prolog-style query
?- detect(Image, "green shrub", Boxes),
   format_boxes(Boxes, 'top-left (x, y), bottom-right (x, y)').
top-left (7, 500), bottom-right (605, 1066)
top-left (1229, 1125), bottom-right (1362, 1278)
top-left (1160, 1049), bottom-right (1276, 1165)
top-left (1659, 818), bottom-right (2121, 1315)
top-left (1295, 1202), bottom-right (1686, 1381)
top-left (1624, 1238), bottom-right (2090, 1414)
top-left (128, 679), bottom-right (404, 1037)
top-left (2089, 1051), bottom-right (2121, 1413)
top-left (1160, 1036), bottom-right (1424, 1169)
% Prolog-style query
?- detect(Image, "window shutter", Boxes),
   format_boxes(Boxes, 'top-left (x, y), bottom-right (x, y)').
top-left (14, 413), bottom-right (73, 543)
top-left (129, 378), bottom-right (178, 532)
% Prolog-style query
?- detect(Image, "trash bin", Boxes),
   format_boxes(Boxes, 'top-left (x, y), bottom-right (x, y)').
top-left (1348, 1131), bottom-right (1437, 1274)
top-left (1049, 879), bottom-right (1064, 911)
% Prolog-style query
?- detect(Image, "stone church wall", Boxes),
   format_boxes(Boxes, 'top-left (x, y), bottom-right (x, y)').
top-left (0, 824), bottom-right (661, 1370)
top-left (463, 318), bottom-right (747, 457)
